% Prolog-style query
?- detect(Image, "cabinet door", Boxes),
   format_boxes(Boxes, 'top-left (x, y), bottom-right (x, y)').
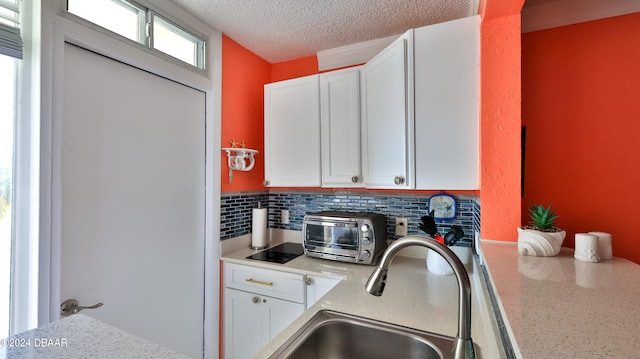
top-left (224, 288), bottom-right (265, 359)
top-left (264, 74), bottom-right (321, 187)
top-left (360, 32), bottom-right (414, 189)
top-left (414, 16), bottom-right (480, 190)
top-left (320, 67), bottom-right (362, 187)
top-left (264, 296), bottom-right (305, 341)
top-left (224, 288), bottom-right (304, 359)
top-left (305, 275), bottom-right (341, 310)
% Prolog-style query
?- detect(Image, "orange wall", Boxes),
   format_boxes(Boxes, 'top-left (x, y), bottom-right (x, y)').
top-left (478, 0), bottom-right (524, 241)
top-left (522, 12), bottom-right (640, 264)
top-left (271, 55), bottom-right (318, 82)
top-left (221, 35), bottom-right (271, 192)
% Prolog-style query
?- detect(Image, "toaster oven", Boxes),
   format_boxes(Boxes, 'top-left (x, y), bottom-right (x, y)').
top-left (302, 211), bottom-right (388, 265)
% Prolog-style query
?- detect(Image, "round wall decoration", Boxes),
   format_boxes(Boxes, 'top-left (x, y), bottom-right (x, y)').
top-left (428, 193), bottom-right (457, 221)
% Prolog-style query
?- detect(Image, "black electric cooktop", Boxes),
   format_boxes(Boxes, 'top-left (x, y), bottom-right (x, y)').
top-left (246, 242), bottom-right (304, 264)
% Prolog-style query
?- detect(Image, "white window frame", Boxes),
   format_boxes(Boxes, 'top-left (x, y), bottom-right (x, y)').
top-left (7, 0), bottom-right (40, 337)
top-left (66, 0), bottom-right (207, 71)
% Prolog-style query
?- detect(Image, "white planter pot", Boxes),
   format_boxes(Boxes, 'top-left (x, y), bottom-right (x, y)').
top-left (517, 227), bottom-right (566, 257)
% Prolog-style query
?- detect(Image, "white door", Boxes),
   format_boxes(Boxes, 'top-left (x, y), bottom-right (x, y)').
top-left (60, 43), bottom-right (205, 358)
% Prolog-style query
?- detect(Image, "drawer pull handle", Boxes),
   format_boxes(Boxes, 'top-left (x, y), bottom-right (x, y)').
top-left (245, 278), bottom-right (274, 286)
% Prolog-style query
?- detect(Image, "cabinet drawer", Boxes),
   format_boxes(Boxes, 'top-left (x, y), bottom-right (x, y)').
top-left (224, 262), bottom-right (305, 303)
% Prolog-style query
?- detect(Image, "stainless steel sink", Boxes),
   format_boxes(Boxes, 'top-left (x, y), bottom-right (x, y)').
top-left (269, 310), bottom-right (455, 359)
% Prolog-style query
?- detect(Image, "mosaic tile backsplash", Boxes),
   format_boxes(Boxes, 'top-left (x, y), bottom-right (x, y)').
top-left (221, 190), bottom-right (480, 246)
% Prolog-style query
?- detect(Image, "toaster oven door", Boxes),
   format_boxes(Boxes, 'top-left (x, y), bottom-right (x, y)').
top-left (304, 219), bottom-right (360, 257)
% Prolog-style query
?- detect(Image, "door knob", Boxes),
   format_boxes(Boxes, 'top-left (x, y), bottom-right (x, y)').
top-left (60, 299), bottom-right (104, 316)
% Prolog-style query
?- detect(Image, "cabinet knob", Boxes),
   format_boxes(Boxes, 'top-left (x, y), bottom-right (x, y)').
top-left (305, 277), bottom-right (313, 286)
top-left (394, 176), bottom-right (405, 185)
top-left (263, 180), bottom-right (270, 186)
top-left (351, 176), bottom-right (359, 183)
top-left (252, 296), bottom-right (260, 304)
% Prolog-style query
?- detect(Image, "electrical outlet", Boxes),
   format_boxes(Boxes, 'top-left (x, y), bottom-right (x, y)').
top-left (281, 209), bottom-right (290, 224)
top-left (395, 217), bottom-right (408, 236)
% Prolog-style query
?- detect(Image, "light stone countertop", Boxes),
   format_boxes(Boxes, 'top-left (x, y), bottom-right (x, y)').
top-left (222, 235), bottom-right (506, 359)
top-left (0, 313), bottom-right (189, 359)
top-left (480, 241), bottom-right (640, 359)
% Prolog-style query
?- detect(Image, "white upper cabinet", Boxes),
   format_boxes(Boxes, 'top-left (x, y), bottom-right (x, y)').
top-left (263, 15), bottom-right (479, 190)
top-left (320, 67), bottom-right (363, 187)
top-left (414, 16), bottom-right (480, 190)
top-left (360, 32), bottom-right (414, 189)
top-left (264, 74), bottom-right (321, 187)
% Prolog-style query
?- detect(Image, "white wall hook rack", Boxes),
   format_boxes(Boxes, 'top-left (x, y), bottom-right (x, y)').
top-left (222, 148), bottom-right (259, 183)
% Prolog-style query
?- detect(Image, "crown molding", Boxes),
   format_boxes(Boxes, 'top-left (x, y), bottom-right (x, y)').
top-left (316, 34), bottom-right (398, 71)
top-left (522, 0), bottom-right (640, 33)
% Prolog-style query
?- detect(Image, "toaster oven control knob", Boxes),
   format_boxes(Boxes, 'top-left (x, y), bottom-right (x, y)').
top-left (360, 224), bottom-right (370, 233)
top-left (362, 237), bottom-right (371, 245)
top-left (361, 250), bottom-right (371, 259)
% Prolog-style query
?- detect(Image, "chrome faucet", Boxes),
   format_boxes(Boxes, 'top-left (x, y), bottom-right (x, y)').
top-left (365, 235), bottom-right (475, 359)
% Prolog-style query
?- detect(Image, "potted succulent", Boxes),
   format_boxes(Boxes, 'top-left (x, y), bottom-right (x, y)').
top-left (517, 204), bottom-right (566, 257)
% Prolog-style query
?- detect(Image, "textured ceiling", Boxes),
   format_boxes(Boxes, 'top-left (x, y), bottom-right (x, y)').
top-left (170, 0), bottom-right (476, 63)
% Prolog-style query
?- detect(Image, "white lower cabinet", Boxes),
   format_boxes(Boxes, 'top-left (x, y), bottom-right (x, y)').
top-left (223, 262), bottom-right (305, 359)
top-left (224, 288), bottom-right (304, 359)
top-left (223, 262), bottom-right (343, 359)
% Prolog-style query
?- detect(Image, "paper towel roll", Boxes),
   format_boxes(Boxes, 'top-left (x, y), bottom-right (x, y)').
top-left (251, 208), bottom-right (268, 249)
top-left (574, 233), bottom-right (600, 262)
top-left (588, 232), bottom-right (612, 260)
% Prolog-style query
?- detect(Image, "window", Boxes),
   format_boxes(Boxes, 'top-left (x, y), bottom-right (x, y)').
top-left (152, 14), bottom-right (205, 69)
top-left (67, 0), bottom-right (206, 70)
top-left (0, 0), bottom-right (22, 59)
top-left (67, 0), bottom-right (146, 44)
top-left (0, 54), bottom-right (16, 341)
top-left (0, 0), bottom-right (19, 339)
